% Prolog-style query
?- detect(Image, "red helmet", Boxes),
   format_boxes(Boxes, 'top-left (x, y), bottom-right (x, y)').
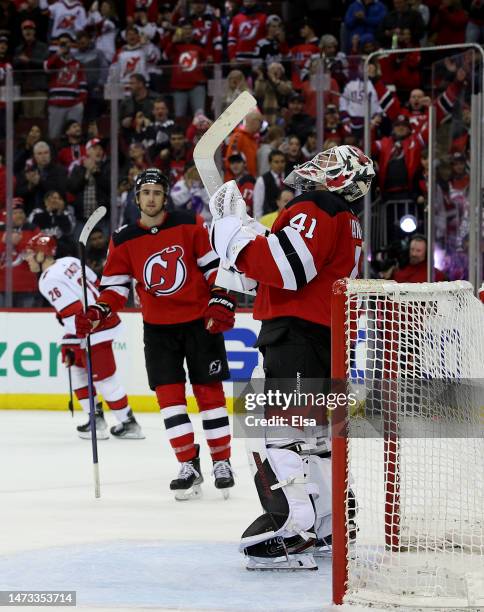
top-left (25, 233), bottom-right (57, 257)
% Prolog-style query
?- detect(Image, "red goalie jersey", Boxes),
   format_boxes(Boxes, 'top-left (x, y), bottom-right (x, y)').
top-left (236, 191), bottom-right (363, 327)
top-left (98, 211), bottom-right (220, 325)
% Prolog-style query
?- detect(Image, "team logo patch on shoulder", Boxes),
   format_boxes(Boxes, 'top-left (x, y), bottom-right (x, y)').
top-left (143, 245), bottom-right (187, 296)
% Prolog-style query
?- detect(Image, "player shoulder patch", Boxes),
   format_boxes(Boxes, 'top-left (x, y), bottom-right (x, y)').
top-left (163, 210), bottom-right (197, 229)
top-left (112, 224), bottom-right (147, 247)
top-left (286, 191), bottom-right (350, 217)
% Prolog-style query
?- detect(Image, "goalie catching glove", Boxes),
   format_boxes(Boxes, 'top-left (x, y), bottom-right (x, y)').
top-left (204, 290), bottom-right (236, 334)
top-left (75, 303), bottom-right (111, 337)
top-left (209, 180), bottom-right (267, 270)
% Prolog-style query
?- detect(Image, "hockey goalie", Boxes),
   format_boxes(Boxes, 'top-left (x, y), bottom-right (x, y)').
top-left (209, 144), bottom-right (375, 569)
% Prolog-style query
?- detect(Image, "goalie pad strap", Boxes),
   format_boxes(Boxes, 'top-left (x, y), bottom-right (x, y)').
top-left (270, 475), bottom-right (307, 490)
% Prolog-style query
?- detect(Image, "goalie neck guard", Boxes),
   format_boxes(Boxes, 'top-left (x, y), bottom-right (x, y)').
top-left (134, 168), bottom-right (170, 207)
top-left (284, 145), bottom-right (375, 202)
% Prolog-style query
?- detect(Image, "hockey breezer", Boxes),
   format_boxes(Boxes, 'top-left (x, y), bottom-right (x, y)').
top-left (208, 145), bottom-right (375, 569)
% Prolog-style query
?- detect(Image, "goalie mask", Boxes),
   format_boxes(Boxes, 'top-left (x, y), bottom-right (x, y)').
top-left (284, 145), bottom-right (375, 202)
top-left (134, 168), bottom-right (170, 208)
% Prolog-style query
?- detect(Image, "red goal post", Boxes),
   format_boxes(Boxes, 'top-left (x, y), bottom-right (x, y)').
top-left (331, 278), bottom-right (484, 609)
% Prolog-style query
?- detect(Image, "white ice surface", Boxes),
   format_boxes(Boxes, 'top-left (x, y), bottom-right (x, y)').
top-left (0, 411), bottom-right (373, 612)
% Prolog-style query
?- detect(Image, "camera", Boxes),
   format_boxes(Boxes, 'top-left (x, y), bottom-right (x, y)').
top-left (372, 240), bottom-right (409, 276)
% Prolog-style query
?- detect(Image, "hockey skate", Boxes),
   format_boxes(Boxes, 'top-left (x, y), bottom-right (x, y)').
top-left (245, 532), bottom-right (317, 571)
top-left (212, 459), bottom-right (234, 499)
top-left (110, 410), bottom-right (145, 439)
top-left (170, 444), bottom-right (203, 501)
top-left (77, 403), bottom-right (109, 440)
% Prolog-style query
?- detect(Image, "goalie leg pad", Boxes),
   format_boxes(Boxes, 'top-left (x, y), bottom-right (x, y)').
top-left (240, 441), bottom-right (316, 553)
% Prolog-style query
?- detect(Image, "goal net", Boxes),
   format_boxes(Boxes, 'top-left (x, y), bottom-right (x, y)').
top-left (331, 279), bottom-right (484, 609)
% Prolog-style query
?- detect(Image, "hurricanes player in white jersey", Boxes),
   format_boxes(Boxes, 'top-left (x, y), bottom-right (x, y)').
top-left (24, 233), bottom-right (144, 440)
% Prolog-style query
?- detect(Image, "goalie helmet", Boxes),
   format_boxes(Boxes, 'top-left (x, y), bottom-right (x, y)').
top-left (284, 145), bottom-right (375, 202)
top-left (25, 233), bottom-right (57, 257)
top-left (134, 168), bottom-right (170, 207)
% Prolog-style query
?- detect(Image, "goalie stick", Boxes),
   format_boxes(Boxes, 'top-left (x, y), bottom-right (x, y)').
top-left (194, 91), bottom-right (258, 295)
top-left (79, 205), bottom-right (107, 499)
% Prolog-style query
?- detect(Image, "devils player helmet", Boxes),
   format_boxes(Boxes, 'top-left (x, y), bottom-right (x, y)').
top-left (134, 168), bottom-right (170, 207)
top-left (25, 233), bottom-right (57, 257)
top-left (284, 145), bottom-right (375, 202)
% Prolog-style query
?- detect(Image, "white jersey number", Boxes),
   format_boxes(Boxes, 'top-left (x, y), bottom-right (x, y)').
top-left (289, 213), bottom-right (317, 239)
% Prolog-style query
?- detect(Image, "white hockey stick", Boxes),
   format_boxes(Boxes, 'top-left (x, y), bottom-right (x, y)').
top-left (194, 91), bottom-right (258, 295)
top-left (79, 205), bottom-right (107, 499)
top-left (79, 206), bottom-right (107, 247)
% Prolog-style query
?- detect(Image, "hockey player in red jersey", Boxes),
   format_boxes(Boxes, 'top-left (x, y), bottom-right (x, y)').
top-left (24, 233), bottom-right (144, 440)
top-left (74, 168), bottom-right (236, 500)
top-left (209, 145), bottom-right (375, 568)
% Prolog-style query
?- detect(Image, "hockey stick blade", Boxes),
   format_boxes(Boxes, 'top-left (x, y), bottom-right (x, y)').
top-left (194, 91), bottom-right (257, 197)
top-left (79, 206), bottom-right (107, 246)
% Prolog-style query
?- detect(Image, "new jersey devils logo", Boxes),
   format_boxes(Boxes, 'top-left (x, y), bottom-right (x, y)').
top-left (124, 56), bottom-right (141, 76)
top-left (59, 16), bottom-right (76, 29)
top-left (239, 20), bottom-right (258, 40)
top-left (59, 66), bottom-right (77, 86)
top-left (179, 51), bottom-right (198, 72)
top-left (143, 246), bottom-right (187, 296)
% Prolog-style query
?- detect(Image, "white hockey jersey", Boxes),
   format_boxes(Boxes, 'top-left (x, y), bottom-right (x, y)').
top-left (40, 0), bottom-right (87, 40)
top-left (340, 78), bottom-right (382, 121)
top-left (39, 257), bottom-right (121, 346)
top-left (112, 45), bottom-right (149, 89)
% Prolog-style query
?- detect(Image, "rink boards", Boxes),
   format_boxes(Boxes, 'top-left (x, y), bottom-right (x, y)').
top-left (0, 310), bottom-right (262, 411)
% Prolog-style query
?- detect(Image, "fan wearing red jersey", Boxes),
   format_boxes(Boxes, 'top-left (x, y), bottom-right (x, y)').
top-left (24, 234), bottom-right (144, 441)
top-left (74, 168), bottom-right (236, 500)
top-left (209, 145), bottom-right (375, 569)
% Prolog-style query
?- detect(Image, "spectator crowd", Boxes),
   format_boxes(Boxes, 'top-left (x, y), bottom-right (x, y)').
top-left (0, 0), bottom-right (480, 305)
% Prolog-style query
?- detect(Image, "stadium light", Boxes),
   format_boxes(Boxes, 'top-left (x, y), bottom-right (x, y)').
top-left (400, 214), bottom-right (417, 233)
